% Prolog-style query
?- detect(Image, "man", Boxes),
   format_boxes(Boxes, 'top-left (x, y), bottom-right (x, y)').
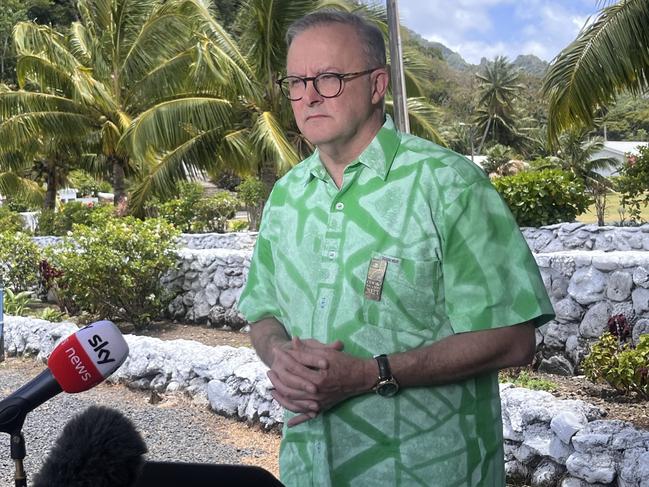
top-left (238, 10), bottom-right (554, 487)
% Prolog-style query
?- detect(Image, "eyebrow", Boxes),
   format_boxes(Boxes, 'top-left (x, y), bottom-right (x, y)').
top-left (286, 66), bottom-right (343, 77)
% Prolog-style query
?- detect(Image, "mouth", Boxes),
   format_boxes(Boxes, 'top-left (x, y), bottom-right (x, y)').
top-left (305, 114), bottom-right (328, 121)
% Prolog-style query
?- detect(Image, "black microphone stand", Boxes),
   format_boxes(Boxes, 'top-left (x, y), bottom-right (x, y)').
top-left (0, 369), bottom-right (63, 487)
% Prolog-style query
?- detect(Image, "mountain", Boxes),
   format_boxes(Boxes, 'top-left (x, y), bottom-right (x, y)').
top-left (407, 29), bottom-right (548, 77)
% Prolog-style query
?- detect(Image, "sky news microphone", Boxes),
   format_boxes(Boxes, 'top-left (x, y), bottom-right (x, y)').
top-left (32, 406), bottom-right (147, 487)
top-left (0, 320), bottom-right (129, 435)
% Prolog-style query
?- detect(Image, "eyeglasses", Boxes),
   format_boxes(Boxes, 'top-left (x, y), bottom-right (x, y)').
top-left (276, 67), bottom-right (384, 101)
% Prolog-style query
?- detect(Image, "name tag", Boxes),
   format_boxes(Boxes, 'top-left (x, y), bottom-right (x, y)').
top-left (364, 257), bottom-right (388, 301)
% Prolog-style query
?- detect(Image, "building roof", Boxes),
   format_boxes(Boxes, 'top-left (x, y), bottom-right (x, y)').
top-left (602, 141), bottom-right (649, 156)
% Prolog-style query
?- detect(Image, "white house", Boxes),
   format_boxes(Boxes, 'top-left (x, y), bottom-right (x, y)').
top-left (591, 140), bottom-right (649, 177)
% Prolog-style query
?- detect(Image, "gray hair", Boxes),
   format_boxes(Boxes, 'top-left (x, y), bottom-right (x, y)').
top-left (286, 10), bottom-right (386, 68)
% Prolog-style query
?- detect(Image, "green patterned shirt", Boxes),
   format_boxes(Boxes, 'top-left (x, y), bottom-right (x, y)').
top-left (238, 115), bottom-right (554, 486)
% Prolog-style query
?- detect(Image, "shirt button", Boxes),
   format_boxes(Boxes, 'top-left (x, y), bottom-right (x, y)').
top-left (328, 251), bottom-right (336, 259)
top-left (335, 202), bottom-right (344, 211)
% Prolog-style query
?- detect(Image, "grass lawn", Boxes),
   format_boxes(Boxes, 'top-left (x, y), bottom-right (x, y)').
top-left (577, 192), bottom-right (649, 225)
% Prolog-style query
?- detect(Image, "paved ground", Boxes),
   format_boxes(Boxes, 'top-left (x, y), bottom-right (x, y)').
top-left (0, 357), bottom-right (279, 487)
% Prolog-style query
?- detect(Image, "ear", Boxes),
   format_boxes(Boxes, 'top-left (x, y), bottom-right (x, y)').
top-left (371, 67), bottom-right (390, 104)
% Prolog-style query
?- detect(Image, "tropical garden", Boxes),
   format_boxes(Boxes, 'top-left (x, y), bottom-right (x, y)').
top-left (0, 2), bottom-right (647, 477)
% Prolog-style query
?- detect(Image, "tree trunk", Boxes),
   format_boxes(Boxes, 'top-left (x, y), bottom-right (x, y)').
top-left (44, 160), bottom-right (58, 210)
top-left (112, 156), bottom-right (127, 209)
top-left (259, 158), bottom-right (276, 200)
top-left (477, 117), bottom-right (492, 155)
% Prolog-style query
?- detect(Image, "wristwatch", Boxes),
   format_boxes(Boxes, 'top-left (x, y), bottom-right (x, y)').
top-left (372, 354), bottom-right (399, 397)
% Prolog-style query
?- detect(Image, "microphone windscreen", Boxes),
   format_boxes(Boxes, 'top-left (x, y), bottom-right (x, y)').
top-left (32, 406), bottom-right (147, 487)
top-left (48, 320), bottom-right (129, 393)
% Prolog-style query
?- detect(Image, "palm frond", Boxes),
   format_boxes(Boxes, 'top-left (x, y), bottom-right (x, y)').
top-left (0, 172), bottom-right (44, 206)
top-left (543, 0), bottom-right (649, 143)
top-left (123, 96), bottom-right (234, 160)
top-left (251, 110), bottom-right (300, 174)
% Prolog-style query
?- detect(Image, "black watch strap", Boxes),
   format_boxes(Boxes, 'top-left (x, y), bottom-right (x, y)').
top-left (374, 354), bottom-right (392, 380)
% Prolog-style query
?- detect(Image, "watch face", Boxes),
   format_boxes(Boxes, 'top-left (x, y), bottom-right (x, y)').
top-left (377, 381), bottom-right (399, 397)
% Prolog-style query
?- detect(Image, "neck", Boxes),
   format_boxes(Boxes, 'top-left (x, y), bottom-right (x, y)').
top-left (318, 111), bottom-right (384, 188)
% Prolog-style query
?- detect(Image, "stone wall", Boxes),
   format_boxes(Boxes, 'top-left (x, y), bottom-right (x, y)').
top-left (534, 251), bottom-right (649, 375)
top-left (25, 226), bottom-right (649, 373)
top-left (522, 223), bottom-right (649, 253)
top-left (4, 316), bottom-right (648, 486)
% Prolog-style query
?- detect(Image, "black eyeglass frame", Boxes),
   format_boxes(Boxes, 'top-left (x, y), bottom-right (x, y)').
top-left (276, 67), bottom-right (384, 101)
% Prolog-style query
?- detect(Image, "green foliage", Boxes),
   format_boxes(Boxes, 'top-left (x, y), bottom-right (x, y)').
top-left (483, 144), bottom-right (514, 175)
top-left (192, 192), bottom-right (240, 233)
top-left (38, 306), bottom-right (66, 322)
top-left (236, 177), bottom-right (266, 231)
top-left (155, 182), bottom-right (204, 233)
top-left (68, 170), bottom-right (112, 197)
top-left (617, 145), bottom-right (649, 224)
top-left (2, 288), bottom-right (33, 316)
top-left (582, 333), bottom-right (649, 399)
top-left (228, 219), bottom-right (248, 232)
top-left (36, 202), bottom-right (115, 236)
top-left (493, 169), bottom-right (592, 227)
top-left (0, 205), bottom-right (24, 233)
top-left (499, 369), bottom-right (558, 392)
top-left (0, 231), bottom-right (40, 291)
top-left (45, 216), bottom-right (180, 327)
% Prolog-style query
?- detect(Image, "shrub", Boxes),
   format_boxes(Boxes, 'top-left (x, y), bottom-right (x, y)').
top-left (0, 206), bottom-right (25, 233)
top-left (3, 288), bottom-right (33, 316)
top-left (236, 177), bottom-right (267, 231)
top-left (39, 307), bottom-right (67, 322)
top-left (617, 146), bottom-right (649, 223)
top-left (499, 368), bottom-right (557, 392)
top-left (483, 144), bottom-right (514, 175)
top-left (45, 217), bottom-right (180, 327)
top-left (0, 231), bottom-right (40, 291)
top-left (192, 192), bottom-right (240, 233)
top-left (155, 182), bottom-right (205, 232)
top-left (36, 202), bottom-right (115, 236)
top-left (229, 219), bottom-right (249, 232)
top-left (492, 169), bottom-right (592, 227)
top-left (68, 170), bottom-right (112, 197)
top-left (582, 314), bottom-right (649, 399)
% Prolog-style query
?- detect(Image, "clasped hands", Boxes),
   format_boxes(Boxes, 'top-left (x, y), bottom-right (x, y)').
top-left (267, 337), bottom-right (371, 427)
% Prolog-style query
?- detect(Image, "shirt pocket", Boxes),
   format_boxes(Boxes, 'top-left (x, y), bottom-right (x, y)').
top-left (361, 251), bottom-right (441, 332)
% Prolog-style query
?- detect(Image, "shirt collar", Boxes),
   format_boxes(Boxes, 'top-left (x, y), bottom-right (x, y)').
top-left (304, 114), bottom-right (401, 184)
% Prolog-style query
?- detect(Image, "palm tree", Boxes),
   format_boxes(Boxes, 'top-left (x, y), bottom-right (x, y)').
top-left (543, 0), bottom-right (649, 143)
top-left (0, 0), bottom-right (256, 213)
top-left (474, 56), bottom-right (524, 154)
top-left (536, 128), bottom-right (618, 225)
top-left (233, 0), bottom-right (445, 191)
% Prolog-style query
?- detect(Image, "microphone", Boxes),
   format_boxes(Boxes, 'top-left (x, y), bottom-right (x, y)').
top-left (32, 406), bottom-right (147, 487)
top-left (0, 320), bottom-right (129, 434)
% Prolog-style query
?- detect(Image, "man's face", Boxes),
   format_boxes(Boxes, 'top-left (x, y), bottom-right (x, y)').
top-left (286, 23), bottom-right (382, 150)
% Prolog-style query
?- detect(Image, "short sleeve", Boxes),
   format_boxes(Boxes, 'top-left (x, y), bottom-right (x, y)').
top-left (441, 178), bottom-right (554, 334)
top-left (237, 204), bottom-right (282, 324)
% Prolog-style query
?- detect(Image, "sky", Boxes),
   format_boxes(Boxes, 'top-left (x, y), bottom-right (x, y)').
top-left (395, 0), bottom-right (603, 64)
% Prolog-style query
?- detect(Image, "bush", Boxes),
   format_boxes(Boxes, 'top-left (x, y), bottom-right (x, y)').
top-left (3, 288), bottom-right (33, 316)
top-left (617, 145), bottom-right (649, 223)
top-left (582, 320), bottom-right (649, 399)
top-left (68, 170), bottom-right (113, 197)
top-left (483, 144), bottom-right (514, 175)
top-left (492, 169), bottom-right (592, 227)
top-left (155, 182), bottom-right (205, 232)
top-left (192, 192), bottom-right (240, 233)
top-left (236, 177), bottom-right (267, 231)
top-left (36, 202), bottom-right (115, 236)
top-left (0, 231), bottom-right (40, 291)
top-left (0, 206), bottom-right (25, 233)
top-left (44, 217), bottom-right (179, 327)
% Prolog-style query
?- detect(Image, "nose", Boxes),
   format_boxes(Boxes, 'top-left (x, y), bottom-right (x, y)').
top-left (303, 79), bottom-right (323, 106)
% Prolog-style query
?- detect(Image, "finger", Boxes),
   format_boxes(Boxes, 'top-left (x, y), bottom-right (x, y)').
top-left (268, 369), bottom-right (317, 397)
top-left (273, 348), bottom-right (324, 384)
top-left (287, 412), bottom-right (317, 428)
top-left (270, 390), bottom-right (319, 414)
top-left (285, 347), bottom-right (329, 371)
